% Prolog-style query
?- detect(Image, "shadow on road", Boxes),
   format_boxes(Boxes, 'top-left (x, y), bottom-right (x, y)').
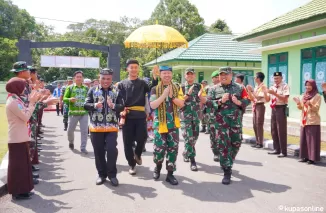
top-left (105, 183), bottom-right (157, 200)
top-left (160, 170), bottom-right (291, 203)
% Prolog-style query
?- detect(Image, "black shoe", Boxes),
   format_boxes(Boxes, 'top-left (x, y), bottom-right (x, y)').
top-left (96, 177), bottom-right (106, 185)
top-left (277, 153), bottom-right (287, 158)
top-left (12, 193), bottom-right (32, 200)
top-left (251, 144), bottom-right (258, 148)
top-left (222, 167), bottom-right (232, 185)
top-left (166, 172), bottom-right (178, 185)
top-left (307, 160), bottom-right (315, 165)
top-left (153, 164), bottom-right (162, 180)
top-left (28, 192), bottom-right (35, 196)
top-left (32, 173), bottom-right (39, 179)
top-left (69, 143), bottom-right (74, 150)
top-left (33, 178), bottom-right (39, 185)
top-left (299, 158), bottom-right (308, 163)
top-left (190, 159), bottom-right (198, 171)
top-left (64, 123), bottom-right (68, 131)
top-left (109, 177), bottom-right (119, 187)
top-left (213, 154), bottom-right (219, 162)
top-left (38, 131), bottom-right (44, 134)
top-left (255, 144), bottom-right (263, 148)
top-left (200, 126), bottom-right (206, 133)
top-left (268, 150), bottom-right (280, 155)
top-left (32, 165), bottom-right (39, 171)
top-left (205, 130), bottom-right (210, 134)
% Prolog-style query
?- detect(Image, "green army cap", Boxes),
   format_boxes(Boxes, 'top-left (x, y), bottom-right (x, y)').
top-left (185, 67), bottom-right (195, 74)
top-left (211, 70), bottom-right (220, 78)
top-left (219, 66), bottom-right (232, 74)
top-left (28, 66), bottom-right (37, 72)
top-left (10, 61), bottom-right (29, 72)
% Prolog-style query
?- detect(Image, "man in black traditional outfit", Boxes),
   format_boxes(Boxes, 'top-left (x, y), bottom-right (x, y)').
top-left (116, 59), bottom-right (157, 175)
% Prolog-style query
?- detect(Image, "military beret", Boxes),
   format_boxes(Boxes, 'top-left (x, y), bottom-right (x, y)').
top-left (100, 68), bottom-right (114, 75)
top-left (211, 70), bottom-right (220, 78)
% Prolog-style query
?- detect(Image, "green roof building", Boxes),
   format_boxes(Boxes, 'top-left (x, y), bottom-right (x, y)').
top-left (145, 33), bottom-right (262, 86)
top-left (235, 0), bottom-right (326, 122)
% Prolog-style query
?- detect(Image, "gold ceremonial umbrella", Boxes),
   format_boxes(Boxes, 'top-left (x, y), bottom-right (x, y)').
top-left (124, 24), bottom-right (188, 49)
top-left (124, 23), bottom-right (188, 74)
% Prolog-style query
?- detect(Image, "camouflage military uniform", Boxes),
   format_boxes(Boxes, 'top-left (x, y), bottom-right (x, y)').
top-left (180, 83), bottom-right (204, 161)
top-left (151, 86), bottom-right (179, 171)
top-left (206, 82), bottom-right (250, 169)
top-left (205, 84), bottom-right (219, 156)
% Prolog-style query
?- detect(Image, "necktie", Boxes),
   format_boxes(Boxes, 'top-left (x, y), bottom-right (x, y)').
top-left (270, 85), bottom-right (278, 109)
top-left (302, 104), bottom-right (308, 126)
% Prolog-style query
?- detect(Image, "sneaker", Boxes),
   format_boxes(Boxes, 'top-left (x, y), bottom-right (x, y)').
top-left (81, 149), bottom-right (88, 154)
top-left (129, 166), bottom-right (136, 175)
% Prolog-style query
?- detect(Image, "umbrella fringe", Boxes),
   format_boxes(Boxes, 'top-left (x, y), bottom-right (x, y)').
top-left (124, 42), bottom-right (188, 49)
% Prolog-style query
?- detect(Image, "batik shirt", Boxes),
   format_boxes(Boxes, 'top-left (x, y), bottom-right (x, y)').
top-left (63, 84), bottom-right (88, 116)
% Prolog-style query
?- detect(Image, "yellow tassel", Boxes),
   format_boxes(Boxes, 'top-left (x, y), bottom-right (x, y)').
top-left (158, 122), bottom-right (168, 133)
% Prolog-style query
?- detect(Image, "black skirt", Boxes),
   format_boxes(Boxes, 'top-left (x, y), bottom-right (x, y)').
top-left (7, 142), bottom-right (34, 195)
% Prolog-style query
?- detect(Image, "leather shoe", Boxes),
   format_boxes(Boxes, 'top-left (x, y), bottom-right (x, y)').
top-left (32, 165), bottom-right (39, 171)
top-left (96, 177), bottom-right (106, 185)
top-left (109, 177), bottom-right (119, 187)
top-left (33, 178), bottom-right (39, 185)
top-left (12, 193), bottom-right (32, 200)
top-left (268, 150), bottom-right (280, 155)
top-left (32, 173), bottom-right (39, 178)
top-left (277, 153), bottom-right (287, 158)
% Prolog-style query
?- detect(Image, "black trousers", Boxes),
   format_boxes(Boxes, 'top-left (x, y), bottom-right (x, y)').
top-left (90, 132), bottom-right (118, 178)
top-left (122, 118), bottom-right (147, 167)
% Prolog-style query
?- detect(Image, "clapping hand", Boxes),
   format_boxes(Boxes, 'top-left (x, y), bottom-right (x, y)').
top-left (231, 95), bottom-right (241, 105)
top-left (107, 97), bottom-right (114, 109)
top-left (188, 85), bottom-right (195, 96)
top-left (163, 86), bottom-right (170, 97)
top-left (268, 89), bottom-right (276, 95)
top-left (29, 90), bottom-right (41, 103)
top-left (322, 82), bottom-right (326, 92)
top-left (221, 93), bottom-right (229, 103)
top-left (293, 97), bottom-right (300, 104)
top-left (246, 85), bottom-right (253, 92)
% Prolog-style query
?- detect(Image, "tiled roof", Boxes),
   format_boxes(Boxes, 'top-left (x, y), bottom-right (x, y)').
top-left (145, 33), bottom-right (261, 66)
top-left (235, 0), bottom-right (326, 41)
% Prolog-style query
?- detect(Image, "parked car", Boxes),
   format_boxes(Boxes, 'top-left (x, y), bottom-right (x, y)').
top-left (45, 80), bottom-right (66, 93)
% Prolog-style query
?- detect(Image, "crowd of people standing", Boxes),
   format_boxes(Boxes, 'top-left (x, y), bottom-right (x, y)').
top-left (5, 59), bottom-right (326, 201)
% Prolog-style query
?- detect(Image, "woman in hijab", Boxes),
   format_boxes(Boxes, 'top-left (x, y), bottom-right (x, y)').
top-left (6, 77), bottom-right (40, 200)
top-left (293, 79), bottom-right (321, 164)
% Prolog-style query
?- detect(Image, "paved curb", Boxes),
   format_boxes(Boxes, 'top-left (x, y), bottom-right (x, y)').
top-left (242, 134), bottom-right (326, 163)
top-left (0, 151), bottom-right (8, 197)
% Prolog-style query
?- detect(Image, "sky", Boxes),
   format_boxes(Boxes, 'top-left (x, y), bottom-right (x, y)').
top-left (12, 0), bottom-right (311, 35)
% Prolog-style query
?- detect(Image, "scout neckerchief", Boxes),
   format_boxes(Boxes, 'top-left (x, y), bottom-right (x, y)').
top-left (302, 103), bottom-right (308, 126)
top-left (156, 82), bottom-right (180, 133)
top-left (252, 83), bottom-right (264, 112)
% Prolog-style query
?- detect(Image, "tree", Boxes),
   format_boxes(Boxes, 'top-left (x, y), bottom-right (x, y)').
top-left (149, 0), bottom-right (206, 41)
top-left (208, 19), bottom-right (232, 34)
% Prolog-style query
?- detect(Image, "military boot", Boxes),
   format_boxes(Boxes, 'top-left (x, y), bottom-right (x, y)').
top-left (166, 171), bottom-right (178, 185)
top-left (222, 167), bottom-right (232, 185)
top-left (213, 154), bottom-right (219, 162)
top-left (153, 164), bottom-right (162, 180)
top-left (200, 125), bottom-right (206, 133)
top-left (190, 157), bottom-right (198, 171)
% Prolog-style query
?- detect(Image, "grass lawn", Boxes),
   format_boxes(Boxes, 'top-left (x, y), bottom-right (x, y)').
top-left (0, 104), bottom-right (8, 163)
top-left (242, 127), bottom-right (326, 151)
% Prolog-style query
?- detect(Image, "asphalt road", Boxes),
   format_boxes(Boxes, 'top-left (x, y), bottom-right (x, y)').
top-left (1, 112), bottom-right (326, 213)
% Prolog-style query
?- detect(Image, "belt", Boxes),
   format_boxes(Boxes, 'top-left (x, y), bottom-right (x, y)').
top-left (275, 105), bottom-right (286, 108)
top-left (255, 102), bottom-right (265, 105)
top-left (126, 106), bottom-right (145, 111)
